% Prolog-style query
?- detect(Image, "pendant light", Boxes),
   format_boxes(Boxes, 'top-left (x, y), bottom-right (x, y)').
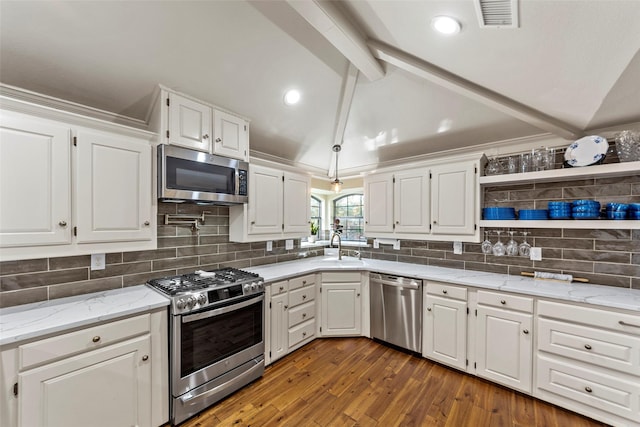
top-left (330, 144), bottom-right (343, 193)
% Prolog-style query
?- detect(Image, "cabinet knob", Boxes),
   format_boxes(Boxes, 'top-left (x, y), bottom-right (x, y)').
top-left (365, 221), bottom-right (368, 224)
top-left (522, 329), bottom-right (529, 335)
top-left (251, 221), bottom-right (256, 225)
top-left (584, 386), bottom-right (592, 393)
top-left (279, 286), bottom-right (284, 291)
top-left (302, 332), bottom-right (307, 337)
top-left (284, 305), bottom-right (288, 310)
top-left (396, 221), bottom-right (399, 224)
top-left (142, 355), bottom-right (149, 361)
top-left (59, 220), bottom-right (67, 227)
top-left (203, 134), bottom-right (209, 140)
top-left (357, 293), bottom-right (361, 297)
top-left (427, 307), bottom-right (432, 312)
top-left (302, 313), bottom-right (307, 318)
top-left (584, 344), bottom-right (592, 350)
top-left (433, 220), bottom-right (437, 224)
top-left (143, 221), bottom-right (150, 226)
top-left (500, 300), bottom-right (506, 305)
top-left (302, 280), bottom-right (307, 285)
top-left (442, 289), bottom-right (448, 294)
top-left (92, 336), bottom-right (101, 343)
top-left (215, 137), bottom-right (222, 143)
top-left (302, 295), bottom-right (307, 299)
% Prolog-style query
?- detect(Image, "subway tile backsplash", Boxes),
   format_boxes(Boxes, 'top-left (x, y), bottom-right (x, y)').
top-left (1, 176), bottom-right (638, 308)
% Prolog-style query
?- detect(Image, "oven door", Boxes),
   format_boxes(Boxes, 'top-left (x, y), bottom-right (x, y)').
top-left (171, 293), bottom-right (264, 397)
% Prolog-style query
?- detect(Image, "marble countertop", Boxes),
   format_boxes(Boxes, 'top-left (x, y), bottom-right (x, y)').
top-left (247, 256), bottom-right (640, 313)
top-left (0, 285), bottom-right (169, 346)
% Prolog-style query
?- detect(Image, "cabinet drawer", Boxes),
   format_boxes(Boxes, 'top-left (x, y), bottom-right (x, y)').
top-left (323, 272), bottom-right (360, 283)
top-left (289, 286), bottom-right (315, 307)
top-left (289, 274), bottom-right (315, 290)
top-left (19, 314), bottom-right (150, 370)
top-left (537, 354), bottom-right (640, 423)
top-left (538, 318), bottom-right (640, 376)
top-left (478, 290), bottom-right (533, 313)
top-left (289, 319), bottom-right (315, 348)
top-left (426, 282), bottom-right (467, 301)
top-left (289, 301), bottom-right (315, 328)
top-left (270, 280), bottom-right (288, 296)
top-left (538, 300), bottom-right (640, 336)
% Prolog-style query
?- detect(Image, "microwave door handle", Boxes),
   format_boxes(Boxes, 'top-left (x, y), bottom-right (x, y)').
top-left (181, 294), bottom-right (264, 324)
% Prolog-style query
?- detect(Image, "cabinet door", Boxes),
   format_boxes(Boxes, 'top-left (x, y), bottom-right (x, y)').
top-left (424, 295), bottom-right (467, 371)
top-left (168, 92), bottom-right (212, 152)
top-left (213, 109), bottom-right (248, 161)
top-left (431, 162), bottom-right (476, 235)
top-left (364, 172), bottom-right (394, 233)
top-left (283, 171), bottom-right (310, 234)
top-left (321, 283), bottom-right (362, 336)
top-left (248, 165), bottom-right (283, 234)
top-left (19, 335), bottom-right (151, 427)
top-left (0, 113), bottom-right (71, 247)
top-left (269, 292), bottom-right (288, 363)
top-left (75, 130), bottom-right (152, 243)
top-left (476, 306), bottom-right (533, 393)
top-left (394, 169), bottom-right (430, 234)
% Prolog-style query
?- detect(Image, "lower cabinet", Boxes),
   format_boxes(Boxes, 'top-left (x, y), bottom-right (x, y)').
top-left (475, 290), bottom-right (533, 394)
top-left (320, 272), bottom-right (362, 337)
top-left (0, 310), bottom-right (168, 427)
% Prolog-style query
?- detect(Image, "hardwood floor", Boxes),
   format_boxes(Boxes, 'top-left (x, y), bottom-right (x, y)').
top-left (176, 338), bottom-right (608, 427)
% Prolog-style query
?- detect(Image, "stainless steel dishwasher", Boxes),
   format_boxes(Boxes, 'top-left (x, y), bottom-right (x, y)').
top-left (369, 272), bottom-right (422, 353)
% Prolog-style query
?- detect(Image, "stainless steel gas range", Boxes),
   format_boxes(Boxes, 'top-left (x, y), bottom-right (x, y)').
top-left (147, 267), bottom-right (265, 426)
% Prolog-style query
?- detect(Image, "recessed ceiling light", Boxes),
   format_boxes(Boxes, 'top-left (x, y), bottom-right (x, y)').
top-left (283, 89), bottom-right (301, 106)
top-left (431, 16), bottom-right (461, 35)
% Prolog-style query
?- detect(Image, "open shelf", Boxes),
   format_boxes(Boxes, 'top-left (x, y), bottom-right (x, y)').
top-left (479, 220), bottom-right (640, 230)
top-left (479, 161), bottom-right (640, 187)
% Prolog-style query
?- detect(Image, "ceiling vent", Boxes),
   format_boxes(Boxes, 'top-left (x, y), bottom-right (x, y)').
top-left (474, 0), bottom-right (519, 28)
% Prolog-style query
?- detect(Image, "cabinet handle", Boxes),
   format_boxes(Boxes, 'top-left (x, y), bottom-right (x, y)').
top-left (302, 295), bottom-right (307, 300)
top-left (584, 386), bottom-right (592, 393)
top-left (203, 134), bottom-right (209, 140)
top-left (522, 329), bottom-right (529, 335)
top-left (215, 137), bottom-right (222, 143)
top-left (442, 289), bottom-right (448, 294)
top-left (619, 320), bottom-right (640, 328)
top-left (302, 332), bottom-right (307, 337)
top-left (427, 307), bottom-right (432, 311)
top-left (143, 221), bottom-right (150, 226)
top-left (92, 336), bottom-right (101, 343)
top-left (279, 286), bottom-right (284, 291)
top-left (584, 344), bottom-right (592, 350)
top-left (500, 300), bottom-right (506, 305)
top-left (302, 313), bottom-right (307, 318)
top-left (251, 221), bottom-right (256, 225)
top-left (302, 280), bottom-right (307, 285)
top-left (357, 293), bottom-right (361, 297)
top-left (142, 355), bottom-right (149, 361)
top-left (59, 220), bottom-right (67, 227)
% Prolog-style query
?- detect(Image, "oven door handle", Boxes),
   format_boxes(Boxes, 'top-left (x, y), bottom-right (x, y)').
top-left (182, 294), bottom-right (264, 324)
top-left (179, 359), bottom-right (264, 406)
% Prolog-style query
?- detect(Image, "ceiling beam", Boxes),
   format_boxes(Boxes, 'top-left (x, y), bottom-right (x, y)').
top-left (368, 39), bottom-right (583, 140)
top-left (286, 0), bottom-right (385, 82)
top-left (328, 63), bottom-right (359, 178)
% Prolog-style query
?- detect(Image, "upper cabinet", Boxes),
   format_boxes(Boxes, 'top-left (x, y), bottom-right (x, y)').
top-left (151, 86), bottom-right (249, 161)
top-left (229, 164), bottom-right (311, 242)
top-left (0, 105), bottom-right (156, 261)
top-left (363, 154), bottom-right (481, 242)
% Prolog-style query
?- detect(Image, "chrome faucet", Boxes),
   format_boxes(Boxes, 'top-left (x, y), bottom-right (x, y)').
top-left (330, 232), bottom-right (342, 260)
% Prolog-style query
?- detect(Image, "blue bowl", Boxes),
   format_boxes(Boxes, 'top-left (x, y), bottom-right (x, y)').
top-left (572, 206), bottom-right (601, 213)
top-left (572, 199), bottom-right (601, 206)
top-left (606, 211), bottom-right (627, 220)
top-left (548, 201), bottom-right (571, 209)
top-left (628, 203), bottom-right (640, 211)
top-left (606, 203), bottom-right (628, 212)
top-left (572, 212), bottom-right (601, 219)
top-left (629, 211), bottom-right (640, 219)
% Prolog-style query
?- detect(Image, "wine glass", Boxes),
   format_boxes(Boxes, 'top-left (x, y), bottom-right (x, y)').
top-left (519, 231), bottom-right (531, 258)
top-left (506, 230), bottom-right (519, 256)
top-left (485, 157), bottom-right (504, 175)
top-left (492, 230), bottom-right (505, 256)
top-left (481, 231), bottom-right (493, 254)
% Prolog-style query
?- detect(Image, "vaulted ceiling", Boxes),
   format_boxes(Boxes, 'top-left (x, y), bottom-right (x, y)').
top-left (1, 1), bottom-right (639, 178)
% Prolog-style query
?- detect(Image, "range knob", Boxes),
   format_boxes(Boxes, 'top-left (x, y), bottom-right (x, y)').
top-left (197, 294), bottom-right (206, 305)
top-left (176, 298), bottom-right (187, 310)
top-left (250, 282), bottom-right (257, 290)
top-left (257, 281), bottom-right (264, 289)
top-left (185, 296), bottom-right (196, 309)
top-left (243, 283), bottom-right (251, 292)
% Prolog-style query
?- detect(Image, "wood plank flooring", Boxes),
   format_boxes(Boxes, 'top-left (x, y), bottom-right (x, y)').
top-left (176, 338), bottom-right (608, 427)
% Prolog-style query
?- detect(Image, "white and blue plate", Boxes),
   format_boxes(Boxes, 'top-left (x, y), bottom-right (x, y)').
top-left (564, 135), bottom-right (609, 167)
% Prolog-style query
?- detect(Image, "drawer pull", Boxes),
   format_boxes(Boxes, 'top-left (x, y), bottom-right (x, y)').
top-left (302, 295), bottom-right (307, 300)
top-left (619, 320), bottom-right (640, 328)
top-left (279, 286), bottom-right (284, 291)
top-left (302, 313), bottom-right (307, 318)
top-left (142, 355), bottom-right (149, 361)
top-left (92, 336), bottom-right (101, 343)
top-left (585, 386), bottom-right (592, 393)
top-left (500, 300), bottom-right (506, 305)
top-left (584, 344), bottom-right (592, 350)
top-left (302, 332), bottom-right (307, 337)
top-left (302, 280), bottom-right (307, 285)
top-left (522, 329), bottom-right (529, 335)
top-left (442, 290), bottom-right (448, 294)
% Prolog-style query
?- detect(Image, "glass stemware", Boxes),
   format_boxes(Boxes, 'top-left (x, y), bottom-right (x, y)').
top-left (518, 231), bottom-right (531, 258)
top-left (506, 230), bottom-right (519, 256)
top-left (481, 231), bottom-right (493, 254)
top-left (492, 230), bottom-right (505, 256)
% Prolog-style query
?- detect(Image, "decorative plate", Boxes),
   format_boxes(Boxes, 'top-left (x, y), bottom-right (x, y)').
top-left (564, 135), bottom-right (609, 167)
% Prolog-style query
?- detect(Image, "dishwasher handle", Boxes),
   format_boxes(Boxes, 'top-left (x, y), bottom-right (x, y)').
top-left (370, 274), bottom-right (422, 290)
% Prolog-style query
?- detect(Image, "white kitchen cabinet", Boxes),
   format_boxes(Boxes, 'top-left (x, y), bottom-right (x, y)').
top-left (75, 130), bottom-right (152, 243)
top-left (423, 282), bottom-right (468, 371)
top-left (475, 291), bottom-right (533, 394)
top-left (167, 91), bottom-right (212, 152)
top-left (229, 164), bottom-right (310, 242)
top-left (0, 103), bottom-right (156, 262)
top-left (0, 112), bottom-right (71, 248)
top-left (268, 289), bottom-right (289, 364)
top-left (213, 109), bottom-right (248, 161)
top-left (431, 160), bottom-right (477, 236)
top-left (364, 172), bottom-right (394, 233)
top-left (320, 272), bottom-right (363, 337)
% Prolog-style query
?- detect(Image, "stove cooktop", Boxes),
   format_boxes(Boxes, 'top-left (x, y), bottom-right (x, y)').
top-left (147, 267), bottom-right (261, 296)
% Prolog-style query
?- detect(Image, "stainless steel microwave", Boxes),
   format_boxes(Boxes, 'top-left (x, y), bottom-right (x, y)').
top-left (158, 144), bottom-right (248, 204)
